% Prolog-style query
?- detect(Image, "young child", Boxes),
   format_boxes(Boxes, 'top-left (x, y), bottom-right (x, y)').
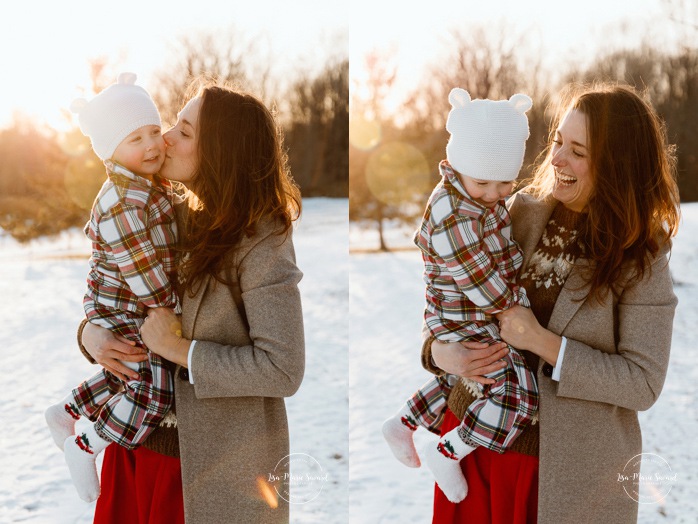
top-left (382, 88), bottom-right (539, 503)
top-left (44, 73), bottom-right (180, 502)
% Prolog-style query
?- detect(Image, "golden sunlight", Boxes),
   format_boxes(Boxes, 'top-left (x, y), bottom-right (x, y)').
top-left (256, 476), bottom-right (279, 509)
top-left (365, 141), bottom-right (430, 205)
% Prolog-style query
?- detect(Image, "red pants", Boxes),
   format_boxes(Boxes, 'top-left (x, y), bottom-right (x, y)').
top-left (94, 444), bottom-right (184, 524)
top-left (432, 410), bottom-right (539, 524)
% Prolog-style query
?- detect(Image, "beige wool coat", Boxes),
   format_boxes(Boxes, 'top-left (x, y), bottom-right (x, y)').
top-left (173, 217), bottom-right (305, 523)
top-left (509, 192), bottom-right (677, 523)
top-left (424, 192), bottom-right (677, 523)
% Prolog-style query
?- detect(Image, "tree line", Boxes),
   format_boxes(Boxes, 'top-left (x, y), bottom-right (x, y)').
top-left (0, 32), bottom-right (348, 242)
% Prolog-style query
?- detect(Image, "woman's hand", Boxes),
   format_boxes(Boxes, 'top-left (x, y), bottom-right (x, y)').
top-left (497, 305), bottom-right (562, 365)
top-left (141, 307), bottom-right (191, 367)
top-left (431, 339), bottom-right (509, 384)
top-left (82, 322), bottom-right (147, 382)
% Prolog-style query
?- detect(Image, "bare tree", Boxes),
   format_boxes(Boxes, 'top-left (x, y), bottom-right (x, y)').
top-left (285, 56), bottom-right (349, 196)
top-left (349, 51), bottom-right (403, 251)
top-left (150, 30), bottom-right (272, 126)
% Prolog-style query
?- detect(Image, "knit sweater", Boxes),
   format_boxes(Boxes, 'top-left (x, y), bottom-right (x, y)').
top-left (425, 202), bottom-right (585, 456)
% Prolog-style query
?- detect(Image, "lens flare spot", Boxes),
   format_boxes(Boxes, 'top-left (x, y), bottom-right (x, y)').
top-left (365, 141), bottom-right (430, 206)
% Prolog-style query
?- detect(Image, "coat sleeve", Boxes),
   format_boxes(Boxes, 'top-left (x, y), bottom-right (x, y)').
top-left (189, 229), bottom-right (305, 399)
top-left (555, 252), bottom-right (677, 411)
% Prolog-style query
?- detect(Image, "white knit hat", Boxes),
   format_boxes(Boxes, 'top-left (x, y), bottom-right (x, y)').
top-left (70, 72), bottom-right (161, 161)
top-left (446, 88), bottom-right (532, 181)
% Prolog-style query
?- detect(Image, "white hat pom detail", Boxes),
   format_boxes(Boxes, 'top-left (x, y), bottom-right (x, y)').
top-left (117, 72), bottom-right (137, 85)
top-left (448, 88), bottom-right (472, 108)
top-left (509, 93), bottom-right (533, 114)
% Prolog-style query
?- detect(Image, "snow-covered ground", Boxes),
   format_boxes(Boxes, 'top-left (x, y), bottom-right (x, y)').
top-left (349, 204), bottom-right (698, 523)
top-left (2, 197), bottom-right (696, 523)
top-left (0, 198), bottom-right (348, 524)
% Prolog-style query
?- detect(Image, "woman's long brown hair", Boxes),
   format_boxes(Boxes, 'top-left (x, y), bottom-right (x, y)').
top-left (179, 82), bottom-right (302, 295)
top-left (524, 83), bottom-right (680, 301)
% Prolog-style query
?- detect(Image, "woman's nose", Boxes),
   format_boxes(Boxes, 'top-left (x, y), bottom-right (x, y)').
top-left (551, 149), bottom-right (565, 167)
top-left (162, 131), bottom-right (173, 147)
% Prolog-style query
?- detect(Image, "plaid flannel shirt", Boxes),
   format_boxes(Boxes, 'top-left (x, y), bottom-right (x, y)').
top-left (83, 163), bottom-right (180, 343)
top-left (74, 163), bottom-right (179, 448)
top-left (414, 160), bottom-right (529, 341)
top-left (407, 160), bottom-right (538, 452)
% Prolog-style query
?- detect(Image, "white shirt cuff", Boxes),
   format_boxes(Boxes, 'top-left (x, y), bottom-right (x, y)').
top-left (187, 340), bottom-right (197, 384)
top-left (551, 336), bottom-right (567, 382)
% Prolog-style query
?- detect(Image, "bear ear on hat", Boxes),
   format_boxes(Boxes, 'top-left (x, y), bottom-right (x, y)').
top-left (117, 72), bottom-right (137, 85)
top-left (509, 93), bottom-right (533, 114)
top-left (70, 98), bottom-right (88, 114)
top-left (448, 88), bottom-right (472, 109)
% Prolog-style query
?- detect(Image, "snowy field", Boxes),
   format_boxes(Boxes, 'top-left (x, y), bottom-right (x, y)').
top-left (0, 198), bottom-right (348, 524)
top-left (349, 204), bottom-right (698, 523)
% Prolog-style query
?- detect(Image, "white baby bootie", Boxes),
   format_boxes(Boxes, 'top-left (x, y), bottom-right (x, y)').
top-left (63, 424), bottom-right (111, 502)
top-left (382, 406), bottom-right (421, 468)
top-left (45, 395), bottom-right (81, 450)
top-left (422, 427), bottom-right (476, 503)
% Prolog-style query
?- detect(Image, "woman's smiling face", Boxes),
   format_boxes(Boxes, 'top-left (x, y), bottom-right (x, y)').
top-left (551, 108), bottom-right (594, 212)
top-left (161, 97), bottom-right (201, 186)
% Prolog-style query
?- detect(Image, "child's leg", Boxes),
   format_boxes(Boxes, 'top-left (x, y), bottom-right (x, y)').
top-left (93, 353), bottom-right (173, 448)
top-left (45, 369), bottom-right (121, 450)
top-left (62, 354), bottom-right (172, 502)
top-left (422, 347), bottom-right (537, 503)
top-left (63, 423), bottom-right (112, 502)
top-left (382, 374), bottom-right (455, 468)
top-left (458, 346), bottom-right (538, 452)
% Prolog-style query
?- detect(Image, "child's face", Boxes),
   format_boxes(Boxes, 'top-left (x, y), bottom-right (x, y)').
top-left (111, 125), bottom-right (166, 180)
top-left (459, 173), bottom-right (515, 208)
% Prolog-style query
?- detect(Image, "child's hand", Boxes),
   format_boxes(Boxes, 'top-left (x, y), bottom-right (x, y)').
top-left (431, 339), bottom-right (509, 384)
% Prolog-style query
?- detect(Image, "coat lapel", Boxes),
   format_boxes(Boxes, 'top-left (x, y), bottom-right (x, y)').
top-left (546, 260), bottom-right (591, 334)
top-left (173, 200), bottom-right (210, 339)
top-left (182, 274), bottom-right (211, 339)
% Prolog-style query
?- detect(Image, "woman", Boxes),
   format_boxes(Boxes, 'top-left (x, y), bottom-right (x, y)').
top-left (80, 81), bottom-right (305, 523)
top-left (424, 83), bottom-right (680, 524)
